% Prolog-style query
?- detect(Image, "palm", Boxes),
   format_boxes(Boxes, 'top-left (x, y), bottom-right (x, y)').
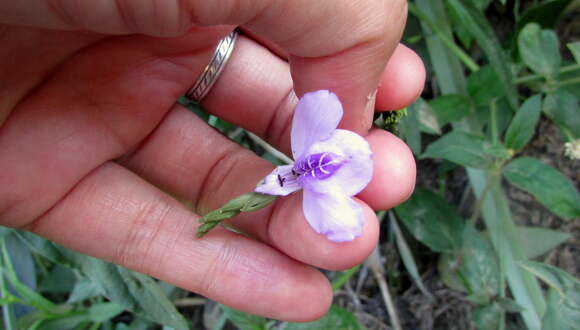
top-left (0, 25), bottom-right (417, 320)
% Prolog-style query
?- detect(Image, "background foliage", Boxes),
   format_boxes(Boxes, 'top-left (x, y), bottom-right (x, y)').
top-left (1, 0), bottom-right (579, 329)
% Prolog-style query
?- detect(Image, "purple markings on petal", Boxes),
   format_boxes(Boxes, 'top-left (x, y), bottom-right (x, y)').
top-left (293, 152), bottom-right (345, 180)
top-left (301, 130), bottom-right (373, 197)
top-left (255, 90), bottom-right (373, 243)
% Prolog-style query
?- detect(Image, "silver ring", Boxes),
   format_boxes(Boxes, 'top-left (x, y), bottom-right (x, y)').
top-left (185, 30), bottom-right (239, 103)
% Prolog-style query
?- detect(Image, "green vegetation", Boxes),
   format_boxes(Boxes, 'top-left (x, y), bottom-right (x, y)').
top-left (2, 0), bottom-right (579, 329)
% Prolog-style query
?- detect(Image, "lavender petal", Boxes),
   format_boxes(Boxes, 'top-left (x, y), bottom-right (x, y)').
top-left (301, 129), bottom-right (373, 197)
top-left (291, 90), bottom-right (343, 160)
top-left (255, 165), bottom-right (302, 196)
top-left (302, 190), bottom-right (364, 242)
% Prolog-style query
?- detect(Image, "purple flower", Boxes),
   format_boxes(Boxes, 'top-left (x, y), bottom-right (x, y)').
top-left (255, 90), bottom-right (373, 242)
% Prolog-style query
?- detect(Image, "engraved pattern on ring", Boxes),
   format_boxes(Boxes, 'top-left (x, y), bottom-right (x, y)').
top-left (185, 30), bottom-right (238, 103)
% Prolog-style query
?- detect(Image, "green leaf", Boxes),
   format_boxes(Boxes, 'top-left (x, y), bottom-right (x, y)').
top-left (394, 187), bottom-right (464, 252)
top-left (390, 213), bottom-right (433, 299)
top-left (503, 157), bottom-right (580, 219)
top-left (516, 226), bottom-right (571, 259)
top-left (117, 268), bottom-right (189, 330)
top-left (470, 179), bottom-right (545, 329)
top-left (65, 253), bottom-right (137, 310)
top-left (467, 65), bottom-right (505, 107)
top-left (438, 253), bottom-right (465, 292)
top-left (448, 4), bottom-right (473, 49)
top-left (568, 42), bottom-right (580, 64)
top-left (521, 262), bottom-right (580, 329)
top-left (4, 232), bottom-right (36, 317)
top-left (1, 255), bottom-right (17, 330)
top-left (459, 226), bottom-right (501, 297)
top-left (0, 241), bottom-right (58, 314)
top-left (518, 23), bottom-right (561, 79)
top-left (496, 297), bottom-right (525, 313)
top-left (331, 266), bottom-right (360, 292)
top-left (543, 90), bottom-right (580, 140)
top-left (417, 1), bottom-right (545, 328)
top-left (468, 0), bottom-right (493, 10)
top-left (38, 265), bottom-right (75, 294)
top-left (439, 226), bottom-right (501, 299)
top-left (445, 0), bottom-right (496, 49)
top-left (520, 261), bottom-right (580, 296)
top-left (504, 94), bottom-right (542, 150)
top-left (414, 0), bottom-right (468, 95)
top-left (473, 303), bottom-right (503, 330)
top-left (421, 131), bottom-right (506, 168)
top-left (88, 302), bottom-right (124, 322)
top-left (517, 0), bottom-right (574, 31)
top-left (429, 94), bottom-right (471, 126)
top-left (13, 231), bottom-right (67, 265)
top-left (398, 102), bottom-right (422, 155)
top-left (448, 0), bottom-right (519, 110)
top-left (285, 305), bottom-right (363, 330)
top-left (412, 98), bottom-right (441, 135)
top-left (221, 306), bottom-right (268, 330)
top-left (66, 279), bottom-right (102, 304)
top-left (37, 314), bottom-right (88, 330)
top-left (542, 288), bottom-right (580, 330)
top-left (62, 251), bottom-right (188, 330)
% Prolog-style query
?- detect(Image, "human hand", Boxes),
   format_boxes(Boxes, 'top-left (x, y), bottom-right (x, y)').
top-left (0, 0), bottom-right (425, 321)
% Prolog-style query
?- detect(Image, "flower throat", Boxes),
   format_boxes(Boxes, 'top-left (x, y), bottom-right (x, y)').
top-left (292, 152), bottom-right (344, 180)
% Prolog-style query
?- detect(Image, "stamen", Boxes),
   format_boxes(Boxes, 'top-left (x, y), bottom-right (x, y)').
top-left (293, 152), bottom-right (344, 180)
top-left (277, 174), bottom-right (286, 187)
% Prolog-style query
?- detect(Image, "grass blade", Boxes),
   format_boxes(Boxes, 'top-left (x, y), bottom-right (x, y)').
top-left (414, 0), bottom-right (468, 94)
top-left (447, 0), bottom-right (519, 110)
top-left (331, 266), bottom-right (361, 292)
top-left (389, 212), bottom-right (433, 300)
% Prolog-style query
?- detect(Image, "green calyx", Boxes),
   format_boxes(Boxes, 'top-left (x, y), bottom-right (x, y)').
top-left (196, 192), bottom-right (278, 238)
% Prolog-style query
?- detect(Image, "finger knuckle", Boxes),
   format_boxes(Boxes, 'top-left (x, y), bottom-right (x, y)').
top-left (114, 0), bottom-right (192, 36)
top-left (195, 147), bottom-right (252, 214)
top-left (112, 197), bottom-right (173, 272)
top-left (198, 239), bottom-right (234, 296)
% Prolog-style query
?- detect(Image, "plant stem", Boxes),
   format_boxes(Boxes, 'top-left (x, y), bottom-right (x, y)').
top-left (246, 132), bottom-right (292, 165)
top-left (468, 170), bottom-right (499, 225)
top-left (557, 75), bottom-right (580, 87)
top-left (490, 99), bottom-right (499, 145)
top-left (514, 63), bottom-right (580, 84)
top-left (408, 3), bottom-right (480, 73)
top-left (0, 249), bottom-right (17, 330)
top-left (331, 266), bottom-right (361, 292)
top-left (367, 248), bottom-right (403, 330)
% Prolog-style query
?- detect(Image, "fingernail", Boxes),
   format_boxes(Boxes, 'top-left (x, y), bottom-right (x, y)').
top-left (363, 90), bottom-right (377, 130)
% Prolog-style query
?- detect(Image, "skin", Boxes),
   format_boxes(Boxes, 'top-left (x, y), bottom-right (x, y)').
top-left (0, 0), bottom-right (425, 322)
